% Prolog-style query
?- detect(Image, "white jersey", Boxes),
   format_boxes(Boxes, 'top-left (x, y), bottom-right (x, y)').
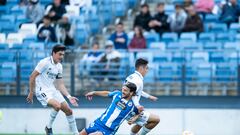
top-left (125, 71), bottom-right (150, 106)
top-left (35, 56), bottom-right (63, 90)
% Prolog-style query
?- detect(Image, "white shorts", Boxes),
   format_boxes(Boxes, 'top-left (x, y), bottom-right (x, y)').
top-left (35, 86), bottom-right (66, 107)
top-left (134, 111), bottom-right (150, 126)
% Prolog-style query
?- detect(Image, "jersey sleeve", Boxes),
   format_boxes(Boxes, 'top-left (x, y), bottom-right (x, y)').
top-left (108, 90), bottom-right (121, 98)
top-left (56, 64), bottom-right (63, 79)
top-left (35, 60), bottom-right (48, 73)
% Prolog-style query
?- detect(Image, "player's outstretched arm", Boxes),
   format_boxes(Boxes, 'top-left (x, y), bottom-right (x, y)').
top-left (85, 91), bottom-right (110, 101)
top-left (26, 70), bottom-right (39, 104)
top-left (55, 79), bottom-right (79, 106)
top-left (142, 91), bottom-right (158, 101)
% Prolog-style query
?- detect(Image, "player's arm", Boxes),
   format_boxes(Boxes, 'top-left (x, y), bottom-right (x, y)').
top-left (142, 91), bottom-right (158, 101)
top-left (85, 91), bottom-right (110, 100)
top-left (55, 79), bottom-right (79, 106)
top-left (26, 70), bottom-right (40, 104)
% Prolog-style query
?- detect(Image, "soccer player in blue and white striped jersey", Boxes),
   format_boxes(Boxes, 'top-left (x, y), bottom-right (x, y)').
top-left (79, 82), bottom-right (143, 135)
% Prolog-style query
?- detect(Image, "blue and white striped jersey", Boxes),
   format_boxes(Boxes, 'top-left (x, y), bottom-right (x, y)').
top-left (95, 91), bottom-right (138, 131)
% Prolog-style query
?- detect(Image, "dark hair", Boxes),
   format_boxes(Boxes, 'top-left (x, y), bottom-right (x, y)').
top-left (134, 26), bottom-right (144, 38)
top-left (117, 22), bottom-right (123, 26)
top-left (125, 82), bottom-right (137, 93)
top-left (43, 15), bottom-right (51, 20)
top-left (135, 58), bottom-right (148, 69)
top-left (157, 2), bottom-right (165, 7)
top-left (141, 3), bottom-right (149, 8)
top-left (52, 44), bottom-right (66, 54)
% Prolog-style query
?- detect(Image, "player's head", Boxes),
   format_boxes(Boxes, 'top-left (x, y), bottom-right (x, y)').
top-left (122, 82), bottom-right (137, 99)
top-left (51, 44), bottom-right (66, 63)
top-left (135, 58), bottom-right (149, 77)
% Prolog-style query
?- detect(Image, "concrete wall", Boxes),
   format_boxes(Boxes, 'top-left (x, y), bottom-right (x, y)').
top-left (0, 108), bottom-right (240, 135)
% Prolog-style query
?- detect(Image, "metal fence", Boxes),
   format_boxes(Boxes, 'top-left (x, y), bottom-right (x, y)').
top-left (0, 49), bottom-right (240, 96)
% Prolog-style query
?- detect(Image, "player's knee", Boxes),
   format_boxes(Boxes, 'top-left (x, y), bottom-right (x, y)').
top-left (53, 104), bottom-right (61, 111)
top-left (155, 116), bottom-right (160, 124)
top-left (65, 108), bottom-right (73, 115)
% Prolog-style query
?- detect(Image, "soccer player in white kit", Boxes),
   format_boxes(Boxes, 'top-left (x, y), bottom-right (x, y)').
top-left (26, 45), bottom-right (79, 135)
top-left (125, 58), bottom-right (160, 135)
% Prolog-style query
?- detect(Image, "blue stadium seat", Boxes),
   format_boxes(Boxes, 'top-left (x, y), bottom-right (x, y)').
top-left (216, 33), bottom-right (234, 42)
top-left (208, 23), bottom-right (227, 32)
top-left (75, 24), bottom-right (89, 44)
top-left (0, 43), bottom-right (8, 50)
top-left (157, 63), bottom-right (182, 82)
top-left (171, 52), bottom-right (186, 63)
top-left (202, 42), bottom-right (222, 51)
top-left (209, 52), bottom-right (225, 63)
top-left (148, 42), bottom-right (166, 50)
top-left (0, 14), bottom-right (15, 23)
top-left (128, 0), bottom-right (137, 8)
top-left (0, 5), bottom-right (10, 15)
top-left (144, 64), bottom-right (156, 83)
top-left (153, 52), bottom-right (171, 63)
top-left (145, 32), bottom-right (160, 47)
top-left (229, 23), bottom-right (240, 33)
top-left (167, 42), bottom-right (181, 50)
top-left (215, 63), bottom-right (237, 82)
top-left (161, 33), bottom-right (178, 43)
top-left (20, 62), bottom-right (33, 83)
top-left (236, 34), bottom-right (240, 41)
top-left (112, 0), bottom-right (127, 17)
top-left (196, 63), bottom-right (213, 82)
top-left (0, 52), bottom-right (15, 63)
top-left (191, 52), bottom-right (209, 63)
top-left (180, 33), bottom-right (197, 42)
top-left (86, 14), bottom-right (101, 34)
top-left (227, 52), bottom-right (239, 63)
top-left (204, 14), bottom-right (219, 22)
top-left (198, 32), bottom-right (215, 42)
top-left (0, 62), bottom-right (16, 83)
top-left (165, 5), bottom-right (175, 15)
top-left (98, 5), bottom-right (113, 25)
top-left (224, 42), bottom-right (240, 51)
top-left (136, 52), bottom-right (153, 63)
top-left (182, 42), bottom-right (202, 51)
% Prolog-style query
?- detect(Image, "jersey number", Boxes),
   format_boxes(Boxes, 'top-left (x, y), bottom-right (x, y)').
top-left (41, 93), bottom-right (46, 98)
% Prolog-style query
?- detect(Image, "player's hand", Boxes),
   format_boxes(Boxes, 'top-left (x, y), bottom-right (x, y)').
top-left (149, 96), bottom-right (158, 101)
top-left (85, 91), bottom-right (95, 101)
top-left (137, 105), bottom-right (144, 113)
top-left (128, 115), bottom-right (139, 125)
top-left (26, 92), bottom-right (34, 104)
top-left (69, 96), bottom-right (79, 107)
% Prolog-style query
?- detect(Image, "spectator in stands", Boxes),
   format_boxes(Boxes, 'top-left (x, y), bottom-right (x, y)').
top-left (37, 15), bottom-right (56, 42)
top-left (26, 0), bottom-right (44, 24)
top-left (149, 2), bottom-right (170, 34)
top-left (56, 14), bottom-right (75, 46)
top-left (183, 6), bottom-right (204, 32)
top-left (81, 42), bottom-right (103, 77)
top-left (195, 0), bottom-right (215, 14)
top-left (128, 26), bottom-right (146, 49)
top-left (219, 0), bottom-right (240, 25)
top-left (109, 22), bottom-right (128, 49)
top-left (45, 0), bottom-right (66, 22)
top-left (183, 0), bottom-right (194, 10)
top-left (11, 0), bottom-right (28, 14)
top-left (99, 40), bottom-right (121, 80)
top-left (0, 0), bottom-right (6, 5)
top-left (133, 3), bottom-right (152, 31)
top-left (168, 4), bottom-right (187, 32)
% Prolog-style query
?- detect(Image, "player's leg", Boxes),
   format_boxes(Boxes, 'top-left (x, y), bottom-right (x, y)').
top-left (139, 113), bottom-right (160, 135)
top-left (45, 99), bottom-right (62, 135)
top-left (61, 102), bottom-right (79, 135)
top-left (130, 124), bottom-right (142, 135)
top-left (79, 129), bottom-right (88, 135)
top-left (89, 132), bottom-right (103, 135)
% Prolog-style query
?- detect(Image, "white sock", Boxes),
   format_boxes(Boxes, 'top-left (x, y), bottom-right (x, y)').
top-left (66, 115), bottom-right (78, 135)
top-left (47, 109), bottom-right (59, 128)
top-left (140, 126), bottom-right (151, 135)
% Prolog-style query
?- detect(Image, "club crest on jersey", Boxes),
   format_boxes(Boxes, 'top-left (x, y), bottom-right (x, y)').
top-left (128, 102), bottom-right (132, 107)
